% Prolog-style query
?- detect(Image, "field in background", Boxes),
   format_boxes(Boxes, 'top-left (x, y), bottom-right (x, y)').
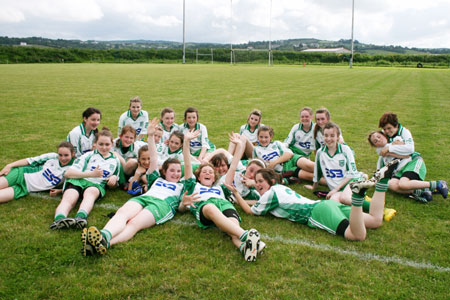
top-left (0, 64), bottom-right (449, 299)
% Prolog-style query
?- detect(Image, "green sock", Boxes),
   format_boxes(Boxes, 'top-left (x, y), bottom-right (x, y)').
top-left (352, 194), bottom-right (364, 207)
top-left (429, 181), bottom-right (437, 190)
top-left (362, 200), bottom-right (371, 213)
top-left (375, 181), bottom-right (388, 192)
top-left (379, 178), bottom-right (389, 185)
top-left (54, 214), bottom-right (66, 221)
top-left (239, 230), bottom-right (248, 242)
top-left (75, 209), bottom-right (88, 219)
top-left (100, 229), bottom-right (112, 248)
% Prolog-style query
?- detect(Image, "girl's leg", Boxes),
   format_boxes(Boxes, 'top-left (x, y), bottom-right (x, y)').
top-left (243, 139), bottom-right (254, 160)
top-left (388, 178), bottom-right (412, 194)
top-left (54, 189), bottom-right (80, 217)
top-left (124, 159), bottom-right (138, 176)
top-left (0, 177), bottom-right (9, 189)
top-left (0, 186), bottom-right (15, 203)
top-left (398, 177), bottom-right (430, 191)
top-left (296, 157), bottom-right (314, 173)
top-left (103, 201), bottom-right (145, 241)
top-left (328, 191), bottom-right (342, 203)
top-left (77, 187), bottom-right (100, 216)
top-left (227, 142), bottom-right (236, 156)
top-left (110, 209), bottom-right (156, 246)
top-left (298, 170), bottom-right (314, 181)
top-left (338, 185), bottom-right (353, 205)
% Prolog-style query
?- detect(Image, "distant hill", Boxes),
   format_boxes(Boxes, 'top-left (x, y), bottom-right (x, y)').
top-left (1, 36), bottom-right (449, 55)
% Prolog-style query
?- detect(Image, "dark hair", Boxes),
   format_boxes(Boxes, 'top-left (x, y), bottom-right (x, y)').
top-left (367, 131), bottom-right (387, 147)
top-left (161, 107), bottom-right (175, 120)
top-left (137, 145), bottom-right (149, 159)
top-left (82, 107), bottom-right (101, 120)
top-left (379, 112), bottom-right (399, 128)
top-left (314, 107), bottom-right (331, 139)
top-left (210, 153), bottom-right (228, 168)
top-left (323, 122), bottom-right (341, 138)
top-left (161, 158), bottom-right (181, 180)
top-left (194, 163), bottom-right (219, 183)
top-left (256, 169), bottom-right (282, 187)
top-left (94, 127), bottom-right (114, 143)
top-left (184, 107), bottom-right (199, 121)
top-left (169, 131), bottom-right (184, 145)
top-left (58, 141), bottom-right (75, 155)
top-left (258, 125), bottom-right (274, 138)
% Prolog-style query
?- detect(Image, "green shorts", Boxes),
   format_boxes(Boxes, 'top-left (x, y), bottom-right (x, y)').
top-left (4, 167), bottom-right (29, 199)
top-left (191, 198), bottom-right (241, 229)
top-left (64, 178), bottom-right (105, 198)
top-left (307, 200), bottom-right (351, 235)
top-left (130, 195), bottom-right (175, 225)
top-left (394, 157), bottom-right (426, 181)
top-left (290, 147), bottom-right (311, 158)
top-left (282, 154), bottom-right (301, 172)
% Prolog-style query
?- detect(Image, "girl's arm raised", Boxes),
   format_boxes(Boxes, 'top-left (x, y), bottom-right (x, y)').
top-left (224, 133), bottom-right (244, 186)
top-left (146, 117), bottom-right (159, 174)
top-left (183, 129), bottom-right (201, 179)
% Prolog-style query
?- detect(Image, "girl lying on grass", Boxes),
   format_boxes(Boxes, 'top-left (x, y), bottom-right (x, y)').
top-left (50, 127), bottom-right (120, 230)
top-left (182, 129), bottom-right (263, 262)
top-left (0, 142), bottom-right (75, 204)
top-left (82, 118), bottom-right (187, 256)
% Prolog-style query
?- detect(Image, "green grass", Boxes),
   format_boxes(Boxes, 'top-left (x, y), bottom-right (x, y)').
top-left (0, 64), bottom-right (449, 299)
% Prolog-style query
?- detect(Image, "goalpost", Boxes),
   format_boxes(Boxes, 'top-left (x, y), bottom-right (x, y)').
top-left (184, 49), bottom-right (214, 64)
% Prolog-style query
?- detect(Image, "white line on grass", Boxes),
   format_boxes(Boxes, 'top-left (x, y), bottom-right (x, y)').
top-left (33, 193), bottom-right (449, 272)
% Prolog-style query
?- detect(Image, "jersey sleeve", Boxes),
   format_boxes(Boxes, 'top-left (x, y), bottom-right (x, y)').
top-left (313, 149), bottom-right (323, 183)
top-left (200, 124), bottom-right (210, 149)
top-left (146, 170), bottom-right (161, 188)
top-left (67, 127), bottom-right (81, 157)
top-left (70, 152), bottom-right (92, 172)
top-left (276, 141), bottom-right (292, 155)
top-left (343, 145), bottom-right (359, 179)
top-left (250, 189), bottom-right (277, 216)
top-left (284, 124), bottom-right (298, 146)
top-left (140, 111), bottom-right (149, 135)
top-left (118, 112), bottom-right (127, 137)
top-left (183, 178), bottom-right (197, 195)
top-left (388, 128), bottom-right (414, 155)
top-left (239, 124), bottom-right (246, 135)
top-left (27, 152), bottom-right (57, 167)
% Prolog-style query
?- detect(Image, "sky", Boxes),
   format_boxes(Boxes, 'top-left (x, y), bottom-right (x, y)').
top-left (1, 0), bottom-right (449, 49)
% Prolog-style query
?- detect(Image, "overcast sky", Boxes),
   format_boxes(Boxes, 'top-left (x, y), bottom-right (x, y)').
top-left (1, 0), bottom-right (449, 48)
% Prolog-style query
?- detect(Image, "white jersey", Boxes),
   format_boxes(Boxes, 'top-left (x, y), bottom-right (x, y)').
top-left (284, 122), bottom-right (315, 156)
top-left (118, 110), bottom-right (149, 137)
top-left (67, 123), bottom-right (96, 158)
top-left (313, 144), bottom-right (359, 190)
top-left (253, 141), bottom-right (293, 173)
top-left (156, 144), bottom-right (184, 166)
top-left (160, 122), bottom-right (180, 143)
top-left (70, 150), bottom-right (120, 186)
top-left (24, 153), bottom-right (73, 192)
top-left (144, 170), bottom-right (184, 210)
top-left (240, 124), bottom-right (264, 145)
top-left (181, 123), bottom-right (212, 154)
top-left (376, 137), bottom-right (411, 172)
top-left (184, 178), bottom-right (230, 208)
top-left (112, 138), bottom-right (147, 161)
top-left (251, 184), bottom-right (318, 223)
top-left (385, 124), bottom-right (414, 156)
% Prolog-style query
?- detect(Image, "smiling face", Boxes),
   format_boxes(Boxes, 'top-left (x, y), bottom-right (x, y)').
top-left (96, 135), bottom-right (113, 156)
top-left (248, 113), bottom-right (261, 129)
top-left (214, 159), bottom-right (228, 176)
top-left (58, 147), bottom-right (74, 166)
top-left (198, 165), bottom-right (216, 187)
top-left (129, 102), bottom-right (142, 118)
top-left (382, 123), bottom-right (399, 138)
top-left (120, 131), bottom-right (135, 147)
top-left (370, 132), bottom-right (388, 148)
top-left (244, 162), bottom-right (263, 180)
top-left (154, 129), bottom-right (163, 144)
top-left (255, 173), bottom-right (272, 195)
top-left (185, 112), bottom-right (198, 128)
top-left (83, 113), bottom-right (101, 132)
top-left (323, 127), bottom-right (339, 149)
top-left (168, 135), bottom-right (182, 152)
top-left (164, 163), bottom-right (182, 182)
top-left (138, 150), bottom-right (151, 169)
top-left (315, 112), bottom-right (329, 129)
top-left (300, 110), bottom-right (312, 127)
top-left (257, 130), bottom-right (272, 147)
top-left (162, 112), bottom-right (175, 128)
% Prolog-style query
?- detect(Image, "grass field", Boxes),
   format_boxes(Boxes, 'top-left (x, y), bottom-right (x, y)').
top-left (0, 64), bottom-right (449, 299)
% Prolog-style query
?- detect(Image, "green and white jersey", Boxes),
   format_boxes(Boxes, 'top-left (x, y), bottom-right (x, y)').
top-left (145, 170), bottom-right (184, 211)
top-left (160, 122), bottom-right (180, 143)
top-left (23, 152), bottom-right (74, 192)
top-left (253, 141), bottom-right (293, 173)
top-left (251, 184), bottom-right (318, 223)
top-left (314, 144), bottom-right (359, 190)
top-left (70, 150), bottom-right (120, 186)
top-left (118, 110), bottom-right (149, 137)
top-left (231, 169), bottom-right (260, 200)
top-left (285, 122), bottom-right (315, 156)
top-left (240, 123), bottom-right (264, 145)
top-left (376, 137), bottom-right (412, 172)
top-left (183, 178), bottom-right (231, 208)
top-left (112, 138), bottom-right (147, 161)
top-left (385, 124), bottom-right (414, 156)
top-left (181, 123), bottom-right (213, 155)
top-left (156, 144), bottom-right (183, 166)
top-left (67, 123), bottom-right (96, 158)
top-left (315, 128), bottom-right (345, 150)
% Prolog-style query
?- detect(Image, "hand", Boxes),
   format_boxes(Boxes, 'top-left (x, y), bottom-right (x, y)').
top-left (91, 165), bottom-right (104, 177)
top-left (0, 164), bottom-right (12, 176)
top-left (181, 191), bottom-right (201, 208)
top-left (107, 175), bottom-right (118, 187)
top-left (185, 129), bottom-right (201, 141)
top-left (135, 166), bottom-right (147, 177)
top-left (224, 183), bottom-right (238, 194)
top-left (267, 161), bottom-right (277, 169)
top-left (380, 147), bottom-right (389, 157)
top-left (49, 189), bottom-right (62, 197)
top-left (146, 117), bottom-right (159, 137)
top-left (392, 140), bottom-right (405, 145)
top-left (241, 175), bottom-right (255, 187)
top-left (326, 189), bottom-right (337, 200)
top-left (228, 132), bottom-right (242, 145)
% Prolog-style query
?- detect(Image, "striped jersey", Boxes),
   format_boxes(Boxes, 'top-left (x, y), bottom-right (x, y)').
top-left (112, 138), bottom-right (147, 160)
top-left (285, 122), bottom-right (315, 156)
top-left (67, 123), bottom-right (96, 158)
top-left (118, 110), bottom-right (149, 137)
top-left (159, 122), bottom-right (180, 144)
top-left (145, 170), bottom-right (184, 212)
top-left (181, 123), bottom-right (214, 154)
top-left (240, 123), bottom-right (264, 145)
top-left (253, 141), bottom-right (293, 173)
top-left (70, 150), bottom-right (120, 186)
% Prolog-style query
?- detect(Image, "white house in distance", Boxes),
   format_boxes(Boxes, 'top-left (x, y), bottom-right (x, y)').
top-left (302, 47), bottom-right (350, 53)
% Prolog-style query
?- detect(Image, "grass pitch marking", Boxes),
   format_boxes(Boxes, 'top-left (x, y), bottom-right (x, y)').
top-left (33, 192), bottom-right (449, 272)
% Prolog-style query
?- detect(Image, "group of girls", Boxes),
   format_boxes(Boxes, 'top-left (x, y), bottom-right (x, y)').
top-left (1, 95), bottom-right (447, 262)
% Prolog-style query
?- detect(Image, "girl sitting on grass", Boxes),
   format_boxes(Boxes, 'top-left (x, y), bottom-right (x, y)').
top-left (118, 96), bottom-right (149, 141)
top-left (82, 118), bottom-right (187, 256)
top-left (182, 129), bottom-right (263, 262)
top-left (50, 127), bottom-right (120, 230)
top-left (228, 109), bottom-right (263, 159)
top-left (0, 142), bottom-right (75, 204)
top-left (159, 107), bottom-right (179, 144)
top-left (313, 107), bottom-right (345, 150)
top-left (67, 107), bottom-right (101, 158)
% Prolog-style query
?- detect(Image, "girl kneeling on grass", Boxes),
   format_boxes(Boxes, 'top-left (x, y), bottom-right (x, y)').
top-left (81, 118), bottom-right (187, 256)
top-left (50, 127), bottom-right (120, 230)
top-left (0, 142), bottom-right (75, 204)
top-left (182, 129), bottom-right (263, 262)
top-left (231, 164), bottom-right (398, 241)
